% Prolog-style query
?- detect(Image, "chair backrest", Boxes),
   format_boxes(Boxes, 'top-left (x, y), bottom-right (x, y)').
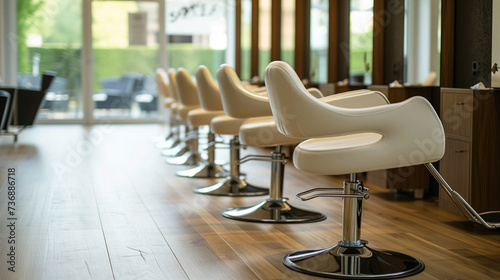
top-left (41, 71), bottom-right (56, 93)
top-left (0, 90), bottom-right (10, 130)
top-left (47, 77), bottom-right (67, 94)
top-left (122, 74), bottom-right (145, 97)
top-left (141, 75), bottom-right (157, 95)
top-left (264, 61), bottom-right (445, 145)
top-left (216, 64), bottom-right (272, 118)
top-left (175, 68), bottom-right (199, 107)
top-left (156, 68), bottom-right (170, 98)
top-left (0, 88), bottom-right (16, 130)
top-left (195, 65), bottom-right (223, 111)
top-left (167, 69), bottom-right (180, 102)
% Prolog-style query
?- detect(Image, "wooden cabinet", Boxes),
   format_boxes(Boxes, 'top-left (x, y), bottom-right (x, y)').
top-left (439, 88), bottom-right (500, 215)
top-left (317, 83), bottom-right (367, 96)
top-left (439, 139), bottom-right (470, 213)
top-left (365, 85), bottom-right (440, 198)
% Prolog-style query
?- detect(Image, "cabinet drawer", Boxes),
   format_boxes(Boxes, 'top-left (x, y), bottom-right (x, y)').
top-left (441, 91), bottom-right (473, 138)
top-left (439, 138), bottom-right (471, 215)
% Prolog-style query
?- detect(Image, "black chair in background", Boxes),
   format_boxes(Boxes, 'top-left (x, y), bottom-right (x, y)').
top-left (0, 88), bottom-right (16, 132)
top-left (1, 71), bottom-right (55, 142)
top-left (93, 73), bottom-right (145, 110)
top-left (41, 77), bottom-right (69, 110)
top-left (16, 72), bottom-right (56, 125)
top-left (18, 73), bottom-right (69, 111)
top-left (135, 75), bottom-right (158, 112)
top-left (0, 90), bottom-right (11, 131)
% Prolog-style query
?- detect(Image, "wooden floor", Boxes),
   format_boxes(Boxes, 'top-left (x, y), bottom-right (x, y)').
top-left (0, 125), bottom-right (499, 280)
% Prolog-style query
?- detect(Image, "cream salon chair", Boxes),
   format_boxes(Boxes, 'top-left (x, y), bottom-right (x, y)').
top-left (160, 69), bottom-right (189, 156)
top-left (155, 68), bottom-right (181, 150)
top-left (164, 69), bottom-right (204, 166)
top-left (193, 67), bottom-right (269, 196)
top-left (215, 65), bottom-right (386, 223)
top-left (264, 61), bottom-right (450, 278)
top-left (176, 66), bottom-right (228, 178)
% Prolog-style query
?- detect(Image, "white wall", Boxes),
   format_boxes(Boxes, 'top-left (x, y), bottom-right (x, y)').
top-left (492, 0), bottom-right (500, 87)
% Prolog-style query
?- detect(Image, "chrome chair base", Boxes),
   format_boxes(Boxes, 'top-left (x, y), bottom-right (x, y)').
top-left (193, 178), bottom-right (268, 196)
top-left (480, 211), bottom-right (500, 224)
top-left (161, 143), bottom-right (188, 157)
top-left (222, 198), bottom-right (326, 223)
top-left (165, 151), bottom-right (204, 166)
top-left (176, 163), bottom-right (228, 178)
top-left (156, 138), bottom-right (181, 149)
top-left (283, 243), bottom-right (424, 279)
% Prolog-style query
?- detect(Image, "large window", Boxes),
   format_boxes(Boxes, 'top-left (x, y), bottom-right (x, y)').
top-left (258, 0), bottom-right (271, 79)
top-left (92, 1), bottom-right (161, 120)
top-left (17, 0), bottom-right (83, 120)
top-left (165, 0), bottom-right (228, 77)
top-left (281, 0), bottom-right (295, 68)
top-left (240, 0), bottom-right (252, 81)
top-left (349, 0), bottom-right (373, 85)
top-left (310, 0), bottom-right (328, 83)
top-left (404, 0), bottom-right (441, 86)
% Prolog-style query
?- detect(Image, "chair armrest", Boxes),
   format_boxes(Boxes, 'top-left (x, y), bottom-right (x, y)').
top-left (319, 90), bottom-right (389, 108)
top-left (300, 96), bottom-right (443, 144)
top-left (306, 88), bottom-right (324, 98)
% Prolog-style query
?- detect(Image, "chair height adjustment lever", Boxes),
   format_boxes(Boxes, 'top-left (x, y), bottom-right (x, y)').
top-left (295, 188), bottom-right (370, 201)
top-left (202, 141), bottom-right (228, 150)
top-left (237, 155), bottom-right (288, 165)
top-left (349, 181), bottom-right (369, 193)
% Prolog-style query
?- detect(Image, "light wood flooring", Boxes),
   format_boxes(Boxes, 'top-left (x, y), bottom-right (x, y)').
top-left (0, 124), bottom-right (499, 280)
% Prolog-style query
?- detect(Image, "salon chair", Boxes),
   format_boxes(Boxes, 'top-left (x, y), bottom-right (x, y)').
top-left (0, 90), bottom-right (10, 130)
top-left (155, 68), bottom-right (180, 149)
top-left (215, 65), bottom-right (384, 223)
top-left (159, 69), bottom-right (186, 153)
top-left (164, 69), bottom-right (203, 165)
top-left (176, 66), bottom-right (228, 178)
top-left (264, 61), bottom-right (446, 278)
top-left (193, 68), bottom-right (269, 196)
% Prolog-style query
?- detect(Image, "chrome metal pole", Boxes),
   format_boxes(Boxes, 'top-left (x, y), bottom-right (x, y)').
top-left (270, 145), bottom-right (285, 200)
top-left (342, 173), bottom-right (362, 245)
top-left (190, 127), bottom-right (199, 154)
top-left (229, 136), bottom-right (240, 179)
top-left (207, 131), bottom-right (215, 164)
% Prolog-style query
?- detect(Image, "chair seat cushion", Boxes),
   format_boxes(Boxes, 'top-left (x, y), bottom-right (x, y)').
top-left (177, 105), bottom-right (200, 121)
top-left (239, 116), bottom-right (306, 147)
top-left (293, 132), bottom-right (421, 175)
top-left (188, 108), bottom-right (225, 128)
top-left (211, 115), bottom-right (247, 136)
top-left (164, 97), bottom-right (175, 108)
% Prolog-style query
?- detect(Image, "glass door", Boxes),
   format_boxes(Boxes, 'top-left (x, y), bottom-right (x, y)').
top-left (90, 0), bottom-right (163, 120)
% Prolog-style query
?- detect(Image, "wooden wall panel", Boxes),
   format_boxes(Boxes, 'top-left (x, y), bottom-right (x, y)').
top-left (294, 0), bottom-right (310, 79)
top-left (271, 0), bottom-right (282, 61)
top-left (251, 0), bottom-right (260, 78)
top-left (328, 0), bottom-right (339, 83)
top-left (453, 0), bottom-right (493, 88)
top-left (337, 0), bottom-right (350, 81)
top-left (372, 0), bottom-right (385, 85)
top-left (372, 0), bottom-right (404, 85)
top-left (440, 0), bottom-right (454, 87)
top-left (235, 0), bottom-right (242, 77)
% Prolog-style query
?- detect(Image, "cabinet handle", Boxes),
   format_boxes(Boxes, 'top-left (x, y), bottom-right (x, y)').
top-left (455, 102), bottom-right (465, 105)
top-left (455, 150), bottom-right (466, 153)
